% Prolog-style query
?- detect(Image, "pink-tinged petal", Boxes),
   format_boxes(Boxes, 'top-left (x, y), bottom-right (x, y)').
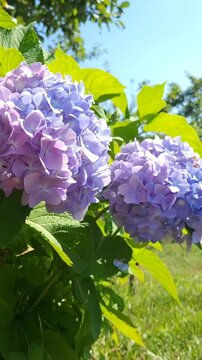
top-left (1, 177), bottom-right (22, 196)
top-left (24, 172), bottom-right (41, 193)
top-left (0, 87), bottom-right (12, 101)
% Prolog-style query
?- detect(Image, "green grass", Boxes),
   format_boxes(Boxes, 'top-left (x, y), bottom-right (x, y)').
top-left (92, 243), bottom-right (202, 360)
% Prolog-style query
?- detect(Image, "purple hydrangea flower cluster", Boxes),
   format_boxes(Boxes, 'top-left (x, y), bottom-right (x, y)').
top-left (0, 62), bottom-right (111, 220)
top-left (104, 136), bottom-right (202, 243)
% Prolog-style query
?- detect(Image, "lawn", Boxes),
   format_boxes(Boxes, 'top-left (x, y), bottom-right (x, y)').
top-left (91, 243), bottom-right (202, 360)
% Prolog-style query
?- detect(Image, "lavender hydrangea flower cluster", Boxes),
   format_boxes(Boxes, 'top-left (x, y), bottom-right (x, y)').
top-left (104, 136), bottom-right (202, 243)
top-left (0, 62), bottom-right (111, 220)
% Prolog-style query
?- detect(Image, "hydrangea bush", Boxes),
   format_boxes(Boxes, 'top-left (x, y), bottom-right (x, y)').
top-left (0, 14), bottom-right (201, 360)
top-left (105, 136), bottom-right (202, 244)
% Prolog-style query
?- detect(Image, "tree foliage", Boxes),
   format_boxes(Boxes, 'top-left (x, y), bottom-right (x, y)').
top-left (165, 74), bottom-right (202, 138)
top-left (3, 0), bottom-right (130, 59)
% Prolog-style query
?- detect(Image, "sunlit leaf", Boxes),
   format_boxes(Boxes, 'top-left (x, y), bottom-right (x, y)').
top-left (100, 304), bottom-right (144, 347)
top-left (48, 47), bottom-right (80, 80)
top-left (148, 241), bottom-right (163, 252)
top-left (80, 68), bottom-right (125, 101)
top-left (111, 330), bottom-right (119, 345)
top-left (144, 112), bottom-right (202, 156)
top-left (133, 248), bottom-right (179, 302)
top-left (0, 47), bottom-right (24, 75)
top-left (112, 91), bottom-right (128, 113)
top-left (138, 83), bottom-right (166, 118)
top-left (0, 7), bottom-right (16, 29)
top-left (120, 1), bottom-right (130, 8)
top-left (129, 259), bottom-right (145, 282)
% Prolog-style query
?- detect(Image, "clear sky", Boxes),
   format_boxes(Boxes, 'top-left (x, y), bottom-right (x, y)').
top-left (80, 0), bottom-right (202, 98)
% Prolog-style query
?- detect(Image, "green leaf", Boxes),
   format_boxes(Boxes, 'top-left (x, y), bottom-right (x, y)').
top-left (90, 235), bottom-right (132, 280)
top-left (104, 212), bottom-right (113, 236)
top-left (148, 241), bottom-right (163, 252)
top-left (0, 190), bottom-right (30, 247)
top-left (137, 83), bottom-right (166, 118)
top-left (112, 120), bottom-right (138, 142)
top-left (0, 47), bottom-right (24, 75)
top-left (73, 277), bottom-right (101, 341)
top-left (0, 319), bottom-right (27, 356)
top-left (0, 298), bottom-right (13, 328)
top-left (80, 68), bottom-right (125, 101)
top-left (100, 304), bottom-right (144, 347)
top-left (74, 310), bottom-right (94, 355)
top-left (42, 48), bottom-right (53, 63)
top-left (0, 7), bottom-right (16, 29)
top-left (27, 202), bottom-right (82, 237)
top-left (99, 285), bottom-right (124, 311)
top-left (5, 352), bottom-right (27, 360)
top-left (26, 203), bottom-right (91, 269)
top-left (195, 242), bottom-right (202, 250)
top-left (0, 24), bottom-right (44, 63)
top-left (144, 112), bottom-right (202, 156)
top-left (0, 265), bottom-right (16, 306)
top-left (46, 214), bottom-right (102, 276)
top-left (120, 1), bottom-right (130, 8)
top-left (91, 105), bottom-right (108, 121)
top-left (133, 248), bottom-right (179, 302)
top-left (44, 330), bottom-right (79, 360)
top-left (111, 91), bottom-right (128, 113)
top-left (129, 259), bottom-right (145, 282)
top-left (26, 219), bottom-right (73, 267)
top-left (110, 139), bottom-right (121, 160)
top-left (125, 236), bottom-right (147, 250)
top-left (48, 47), bottom-right (80, 81)
top-left (28, 343), bottom-right (44, 360)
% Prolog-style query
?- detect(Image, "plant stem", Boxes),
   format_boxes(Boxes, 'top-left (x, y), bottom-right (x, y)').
top-left (27, 270), bottom-right (62, 314)
top-left (112, 227), bottom-right (122, 237)
top-left (94, 206), bottom-right (109, 221)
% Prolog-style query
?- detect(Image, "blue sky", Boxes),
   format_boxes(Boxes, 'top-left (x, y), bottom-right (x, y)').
top-left (80, 0), bottom-right (202, 98)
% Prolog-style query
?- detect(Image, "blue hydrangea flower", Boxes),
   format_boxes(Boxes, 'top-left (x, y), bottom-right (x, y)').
top-left (104, 136), bottom-right (202, 243)
top-left (113, 259), bottom-right (129, 273)
top-left (0, 62), bottom-right (111, 220)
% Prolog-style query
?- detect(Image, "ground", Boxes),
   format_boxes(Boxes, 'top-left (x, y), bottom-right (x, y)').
top-left (92, 243), bottom-right (202, 360)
